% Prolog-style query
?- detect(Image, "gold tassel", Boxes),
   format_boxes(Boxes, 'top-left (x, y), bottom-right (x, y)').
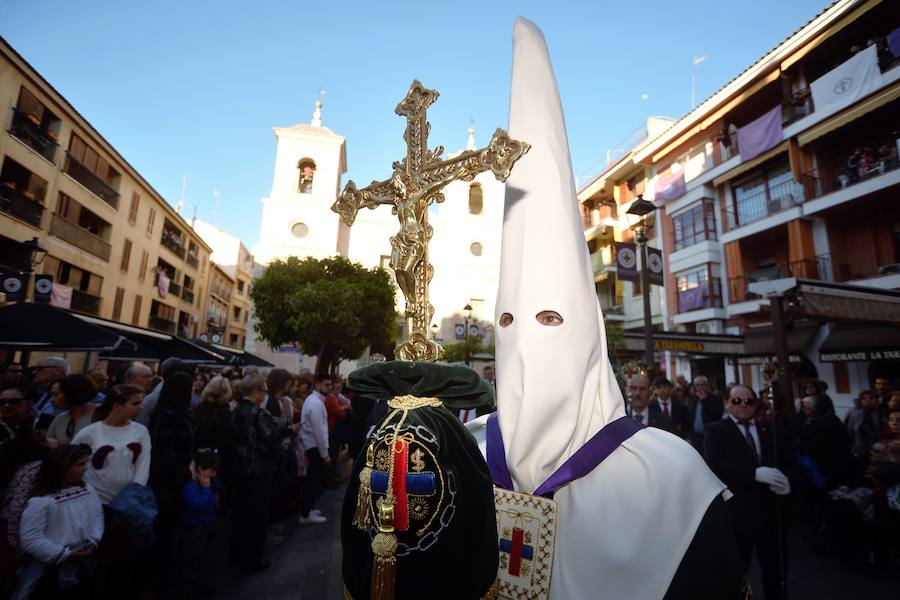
top-left (371, 499), bottom-right (398, 600)
top-left (353, 446), bottom-right (375, 530)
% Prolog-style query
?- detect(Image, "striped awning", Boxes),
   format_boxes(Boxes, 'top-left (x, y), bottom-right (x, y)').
top-left (798, 80), bottom-right (900, 146)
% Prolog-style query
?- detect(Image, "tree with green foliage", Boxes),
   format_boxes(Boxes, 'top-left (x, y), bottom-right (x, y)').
top-left (441, 334), bottom-right (494, 364)
top-left (250, 256), bottom-right (398, 374)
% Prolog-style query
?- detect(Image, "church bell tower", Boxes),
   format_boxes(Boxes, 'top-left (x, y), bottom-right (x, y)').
top-left (253, 99), bottom-right (348, 265)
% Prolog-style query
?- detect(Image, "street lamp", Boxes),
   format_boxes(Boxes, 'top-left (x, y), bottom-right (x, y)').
top-left (21, 237), bottom-right (47, 274)
top-left (463, 303), bottom-right (473, 365)
top-left (431, 323), bottom-right (439, 341)
top-left (625, 195), bottom-right (657, 365)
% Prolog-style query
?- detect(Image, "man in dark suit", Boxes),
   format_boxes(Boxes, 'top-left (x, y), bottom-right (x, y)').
top-left (688, 375), bottom-right (724, 450)
top-left (627, 375), bottom-right (675, 431)
top-left (704, 385), bottom-right (791, 600)
top-left (649, 376), bottom-right (690, 438)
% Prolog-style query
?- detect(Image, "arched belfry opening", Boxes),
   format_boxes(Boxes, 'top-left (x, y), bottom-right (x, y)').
top-left (298, 158), bottom-right (316, 194)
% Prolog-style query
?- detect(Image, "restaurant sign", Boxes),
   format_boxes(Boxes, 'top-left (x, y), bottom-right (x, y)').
top-left (819, 349), bottom-right (900, 363)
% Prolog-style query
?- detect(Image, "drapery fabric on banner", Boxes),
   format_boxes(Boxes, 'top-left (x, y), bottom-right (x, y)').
top-left (614, 242), bottom-right (638, 282)
top-left (654, 167), bottom-right (686, 202)
top-left (678, 287), bottom-right (705, 312)
top-left (737, 105), bottom-right (783, 162)
top-left (810, 45), bottom-right (881, 117)
top-left (157, 270), bottom-right (170, 298)
top-left (50, 283), bottom-right (73, 309)
top-left (647, 247), bottom-right (664, 286)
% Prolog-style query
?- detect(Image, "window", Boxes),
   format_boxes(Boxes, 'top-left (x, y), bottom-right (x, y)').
top-left (297, 159), bottom-right (316, 194)
top-left (470, 242), bottom-right (483, 256)
top-left (10, 87), bottom-right (61, 162)
top-left (112, 287), bottom-right (125, 321)
top-left (147, 207), bottom-right (156, 236)
top-left (237, 280), bottom-right (245, 295)
top-left (230, 333), bottom-right (239, 347)
top-left (730, 160), bottom-right (801, 228)
top-left (138, 251), bottom-right (149, 282)
top-left (675, 265), bottom-right (722, 312)
top-left (1, 157), bottom-right (49, 204)
top-left (120, 239), bottom-right (132, 273)
top-left (42, 256), bottom-right (103, 295)
top-left (132, 294), bottom-right (143, 325)
top-left (291, 222), bottom-right (309, 238)
top-left (673, 199), bottom-right (717, 250)
top-left (66, 134), bottom-right (121, 198)
top-left (128, 193), bottom-right (140, 225)
top-left (233, 306), bottom-right (241, 320)
top-left (468, 183), bottom-right (483, 215)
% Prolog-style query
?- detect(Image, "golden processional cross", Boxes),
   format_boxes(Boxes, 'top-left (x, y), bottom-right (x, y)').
top-left (332, 80), bottom-right (529, 362)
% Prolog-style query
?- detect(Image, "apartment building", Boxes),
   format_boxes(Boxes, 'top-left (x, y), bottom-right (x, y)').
top-left (0, 37), bottom-right (212, 337)
top-left (579, 0), bottom-right (900, 409)
top-left (202, 262), bottom-right (235, 346)
top-left (191, 218), bottom-right (253, 349)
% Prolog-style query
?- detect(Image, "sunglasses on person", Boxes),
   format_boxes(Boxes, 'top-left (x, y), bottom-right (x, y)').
top-left (729, 396), bottom-right (757, 406)
top-left (0, 397), bottom-right (24, 407)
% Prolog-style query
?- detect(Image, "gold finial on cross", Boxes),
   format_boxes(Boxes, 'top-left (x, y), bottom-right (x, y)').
top-left (332, 80), bottom-right (529, 362)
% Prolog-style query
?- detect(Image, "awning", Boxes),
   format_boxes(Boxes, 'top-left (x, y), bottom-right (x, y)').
top-left (0, 302), bottom-right (132, 352)
top-left (712, 141), bottom-right (789, 187)
top-left (818, 323), bottom-right (900, 362)
top-left (192, 339), bottom-right (274, 367)
top-left (742, 320), bottom-right (821, 357)
top-left (798, 80), bottom-right (900, 146)
top-left (73, 314), bottom-right (226, 364)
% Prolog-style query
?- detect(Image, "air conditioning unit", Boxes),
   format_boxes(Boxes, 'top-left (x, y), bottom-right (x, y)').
top-left (696, 320), bottom-right (723, 335)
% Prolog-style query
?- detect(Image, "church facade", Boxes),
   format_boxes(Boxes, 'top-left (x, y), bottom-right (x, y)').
top-left (251, 105), bottom-right (502, 372)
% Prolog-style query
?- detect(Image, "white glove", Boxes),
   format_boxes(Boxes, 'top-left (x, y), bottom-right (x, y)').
top-left (755, 466), bottom-right (790, 495)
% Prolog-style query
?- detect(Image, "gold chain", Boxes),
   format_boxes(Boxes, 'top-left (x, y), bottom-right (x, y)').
top-left (387, 394), bottom-right (442, 410)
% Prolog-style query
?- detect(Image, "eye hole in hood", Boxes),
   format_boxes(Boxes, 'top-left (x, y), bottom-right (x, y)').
top-left (535, 310), bottom-right (563, 326)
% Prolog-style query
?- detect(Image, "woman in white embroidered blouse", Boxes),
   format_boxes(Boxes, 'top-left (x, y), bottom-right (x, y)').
top-left (13, 444), bottom-right (104, 599)
top-left (71, 384), bottom-right (151, 504)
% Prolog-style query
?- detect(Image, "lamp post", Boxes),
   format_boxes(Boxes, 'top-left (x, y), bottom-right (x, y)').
top-left (463, 303), bottom-right (473, 365)
top-left (19, 237), bottom-right (47, 302)
top-left (625, 195), bottom-right (657, 365)
top-left (431, 323), bottom-right (439, 341)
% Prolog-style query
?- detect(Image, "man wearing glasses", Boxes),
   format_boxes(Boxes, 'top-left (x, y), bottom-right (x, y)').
top-left (703, 385), bottom-right (792, 600)
top-left (30, 357), bottom-right (69, 422)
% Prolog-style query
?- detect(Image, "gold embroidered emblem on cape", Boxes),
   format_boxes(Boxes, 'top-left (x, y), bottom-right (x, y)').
top-left (493, 487), bottom-right (557, 600)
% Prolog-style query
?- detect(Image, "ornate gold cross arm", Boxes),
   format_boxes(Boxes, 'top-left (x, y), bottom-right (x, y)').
top-left (330, 80), bottom-right (530, 362)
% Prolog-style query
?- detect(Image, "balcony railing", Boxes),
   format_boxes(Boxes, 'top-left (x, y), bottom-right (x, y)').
top-left (781, 88), bottom-right (813, 127)
top-left (726, 180), bottom-right (804, 230)
top-left (714, 130), bottom-right (739, 166)
top-left (160, 229), bottom-right (186, 258)
top-left (49, 214), bottom-right (111, 261)
top-left (64, 153), bottom-right (119, 209)
top-left (167, 281), bottom-right (182, 298)
top-left (149, 315), bottom-right (176, 334)
top-left (673, 227), bottom-right (717, 251)
top-left (182, 288), bottom-right (194, 304)
top-left (590, 247), bottom-right (615, 275)
top-left (186, 251), bottom-right (199, 268)
top-left (8, 109), bottom-right (58, 163)
top-left (0, 184), bottom-right (44, 228)
top-left (801, 150), bottom-right (900, 201)
top-left (831, 243), bottom-right (899, 282)
top-left (728, 257), bottom-right (831, 302)
top-left (70, 289), bottom-right (101, 316)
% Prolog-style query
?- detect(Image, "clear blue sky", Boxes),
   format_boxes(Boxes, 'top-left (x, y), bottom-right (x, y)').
top-left (1, 0), bottom-right (830, 247)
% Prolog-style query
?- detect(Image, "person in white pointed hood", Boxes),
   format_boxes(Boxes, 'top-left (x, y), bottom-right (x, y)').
top-left (467, 18), bottom-right (748, 600)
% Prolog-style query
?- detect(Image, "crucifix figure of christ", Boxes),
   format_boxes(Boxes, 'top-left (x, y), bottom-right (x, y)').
top-left (332, 80), bottom-right (530, 362)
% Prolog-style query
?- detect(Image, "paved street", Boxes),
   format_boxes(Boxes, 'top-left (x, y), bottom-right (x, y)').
top-left (216, 479), bottom-right (898, 600)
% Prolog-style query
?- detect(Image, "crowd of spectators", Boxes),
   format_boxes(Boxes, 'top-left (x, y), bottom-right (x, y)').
top-left (626, 372), bottom-right (900, 597)
top-left (0, 357), bottom-right (369, 599)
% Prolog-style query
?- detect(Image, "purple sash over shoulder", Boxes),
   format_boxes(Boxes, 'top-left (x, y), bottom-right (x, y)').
top-left (486, 414), bottom-right (645, 499)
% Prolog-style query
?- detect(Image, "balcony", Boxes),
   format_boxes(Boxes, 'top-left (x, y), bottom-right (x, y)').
top-left (49, 214), bottom-right (111, 261)
top-left (781, 88), bottom-right (813, 127)
top-left (831, 243), bottom-right (899, 283)
top-left (590, 246), bottom-right (615, 275)
top-left (149, 315), bottom-right (176, 334)
top-left (728, 257), bottom-right (830, 302)
top-left (0, 184), bottom-right (44, 228)
top-left (713, 130), bottom-right (739, 166)
top-left (160, 229), bottom-right (186, 259)
top-left (182, 288), bottom-right (194, 305)
top-left (70, 289), bottom-right (101, 316)
top-left (8, 109), bottom-right (58, 163)
top-left (802, 150), bottom-right (900, 202)
top-left (186, 250), bottom-right (199, 268)
top-left (676, 280), bottom-right (723, 313)
top-left (726, 179), bottom-right (805, 230)
top-left (167, 281), bottom-right (182, 298)
top-left (64, 153), bottom-right (119, 209)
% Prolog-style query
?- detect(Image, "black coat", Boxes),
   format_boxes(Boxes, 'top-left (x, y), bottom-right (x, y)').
top-left (625, 404), bottom-right (671, 431)
top-left (649, 400), bottom-right (691, 438)
top-left (687, 395), bottom-right (724, 448)
top-left (798, 414), bottom-right (854, 487)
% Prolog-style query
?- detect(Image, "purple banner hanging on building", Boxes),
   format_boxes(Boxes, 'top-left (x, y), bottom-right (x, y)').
top-left (678, 287), bottom-right (705, 312)
top-left (615, 242), bottom-right (638, 282)
top-left (654, 168), bottom-right (686, 202)
top-left (737, 105), bottom-right (783, 162)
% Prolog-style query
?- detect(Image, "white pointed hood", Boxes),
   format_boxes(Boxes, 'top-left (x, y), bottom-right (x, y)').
top-left (495, 17), bottom-right (625, 494)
